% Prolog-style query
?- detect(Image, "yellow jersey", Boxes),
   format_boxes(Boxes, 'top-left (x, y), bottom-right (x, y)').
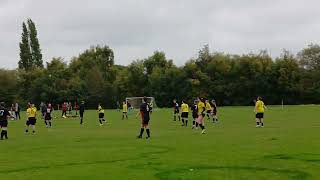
top-left (27, 107), bottom-right (37, 118)
top-left (197, 101), bottom-right (205, 115)
top-left (205, 102), bottom-right (212, 111)
top-left (255, 100), bottom-right (265, 113)
top-left (123, 104), bottom-right (128, 113)
top-left (98, 105), bottom-right (104, 113)
top-left (181, 103), bottom-right (189, 113)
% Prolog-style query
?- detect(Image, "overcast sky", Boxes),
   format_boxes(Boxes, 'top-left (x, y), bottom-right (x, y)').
top-left (1, 0), bottom-right (320, 69)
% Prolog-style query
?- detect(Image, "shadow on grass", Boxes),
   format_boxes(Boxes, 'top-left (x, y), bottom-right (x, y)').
top-left (264, 153), bottom-right (320, 164)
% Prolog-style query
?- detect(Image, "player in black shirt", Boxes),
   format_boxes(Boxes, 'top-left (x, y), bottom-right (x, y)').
top-left (191, 100), bottom-right (199, 129)
top-left (173, 99), bottom-right (180, 121)
top-left (211, 99), bottom-right (219, 123)
top-left (137, 97), bottom-right (152, 139)
top-left (0, 102), bottom-right (10, 140)
top-left (79, 101), bottom-right (85, 125)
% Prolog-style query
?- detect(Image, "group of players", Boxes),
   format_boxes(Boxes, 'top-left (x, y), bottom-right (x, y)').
top-left (172, 98), bottom-right (218, 134)
top-left (0, 96), bottom-right (266, 140)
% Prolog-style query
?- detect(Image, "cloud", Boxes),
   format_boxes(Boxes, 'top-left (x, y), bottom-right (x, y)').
top-left (1, 0), bottom-right (320, 69)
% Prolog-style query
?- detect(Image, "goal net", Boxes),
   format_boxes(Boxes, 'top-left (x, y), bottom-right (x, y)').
top-left (125, 97), bottom-right (158, 110)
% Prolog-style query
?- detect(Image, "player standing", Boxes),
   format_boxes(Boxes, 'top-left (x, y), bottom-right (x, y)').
top-left (173, 99), bottom-right (180, 121)
top-left (191, 100), bottom-right (199, 129)
top-left (255, 97), bottom-right (267, 127)
top-left (205, 100), bottom-right (212, 121)
top-left (180, 100), bottom-right (189, 126)
top-left (197, 97), bottom-right (206, 134)
top-left (137, 97), bottom-right (151, 139)
top-left (98, 103), bottom-right (105, 126)
top-left (79, 101), bottom-right (85, 125)
top-left (61, 102), bottom-right (67, 118)
top-left (0, 102), bottom-right (10, 140)
top-left (122, 101), bottom-right (128, 120)
top-left (25, 103), bottom-right (37, 134)
top-left (211, 99), bottom-right (219, 123)
top-left (44, 103), bottom-right (53, 128)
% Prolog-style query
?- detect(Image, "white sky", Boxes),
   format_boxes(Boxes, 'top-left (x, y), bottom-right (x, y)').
top-left (1, 0), bottom-right (320, 69)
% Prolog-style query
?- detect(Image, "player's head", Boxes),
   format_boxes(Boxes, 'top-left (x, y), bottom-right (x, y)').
top-left (48, 103), bottom-right (52, 107)
top-left (257, 96), bottom-right (262, 101)
top-left (194, 99), bottom-right (198, 104)
top-left (0, 102), bottom-right (5, 108)
top-left (200, 97), bottom-right (205, 103)
top-left (173, 99), bottom-right (176, 103)
top-left (143, 96), bottom-right (148, 103)
top-left (31, 104), bottom-right (35, 108)
top-left (182, 100), bottom-right (185, 104)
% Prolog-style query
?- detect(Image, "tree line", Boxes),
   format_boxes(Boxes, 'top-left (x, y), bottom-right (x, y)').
top-left (1, 20), bottom-right (320, 109)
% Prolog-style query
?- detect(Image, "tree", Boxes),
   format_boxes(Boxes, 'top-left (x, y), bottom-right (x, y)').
top-left (19, 22), bottom-right (32, 70)
top-left (27, 19), bottom-right (43, 68)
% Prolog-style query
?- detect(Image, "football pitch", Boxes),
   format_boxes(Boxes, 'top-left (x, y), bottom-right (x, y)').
top-left (1, 106), bottom-right (320, 180)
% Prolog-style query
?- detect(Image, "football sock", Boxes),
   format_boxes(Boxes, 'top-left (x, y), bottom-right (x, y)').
top-left (25, 129), bottom-right (29, 133)
top-left (45, 121), bottom-right (48, 125)
top-left (185, 120), bottom-right (188, 126)
top-left (256, 122), bottom-right (260, 125)
top-left (49, 122), bottom-right (52, 127)
top-left (146, 129), bottom-right (150, 137)
top-left (80, 118), bottom-right (83, 124)
top-left (139, 128), bottom-right (144, 136)
top-left (178, 116), bottom-right (181, 121)
top-left (102, 119), bottom-right (105, 122)
top-left (196, 122), bottom-right (199, 127)
top-left (193, 121), bottom-right (195, 125)
top-left (32, 130), bottom-right (35, 134)
top-left (261, 123), bottom-right (264, 126)
top-left (4, 130), bottom-right (7, 139)
top-left (182, 119), bottom-right (185, 124)
top-left (174, 116), bottom-right (176, 121)
top-left (0, 130), bottom-right (4, 139)
top-left (99, 120), bottom-right (102, 124)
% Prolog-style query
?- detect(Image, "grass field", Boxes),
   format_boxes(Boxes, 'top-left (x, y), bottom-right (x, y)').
top-left (1, 106), bottom-right (320, 180)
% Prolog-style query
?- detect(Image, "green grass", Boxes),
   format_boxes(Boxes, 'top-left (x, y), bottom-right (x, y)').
top-left (1, 106), bottom-right (320, 180)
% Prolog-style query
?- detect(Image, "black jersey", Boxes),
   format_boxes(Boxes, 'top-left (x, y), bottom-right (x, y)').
top-left (173, 102), bottom-right (179, 113)
top-left (191, 104), bottom-right (198, 115)
top-left (140, 102), bottom-right (150, 121)
top-left (0, 108), bottom-right (10, 121)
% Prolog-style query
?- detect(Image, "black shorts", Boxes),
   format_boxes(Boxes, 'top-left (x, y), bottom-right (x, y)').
top-left (192, 113), bottom-right (198, 119)
top-left (80, 112), bottom-right (84, 118)
top-left (45, 114), bottom-right (52, 121)
top-left (0, 120), bottom-right (8, 127)
top-left (181, 112), bottom-right (189, 118)
top-left (256, 113), bottom-right (264, 119)
top-left (27, 117), bottom-right (36, 126)
top-left (123, 112), bottom-right (127, 114)
top-left (142, 116), bottom-right (150, 125)
top-left (212, 111), bottom-right (217, 116)
top-left (206, 110), bottom-right (212, 114)
top-left (99, 113), bottom-right (104, 118)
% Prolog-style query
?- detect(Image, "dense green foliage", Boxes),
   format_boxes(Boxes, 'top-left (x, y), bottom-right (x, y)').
top-left (4, 43), bottom-right (320, 108)
top-left (18, 19), bottom-right (43, 70)
top-left (1, 106), bottom-right (320, 179)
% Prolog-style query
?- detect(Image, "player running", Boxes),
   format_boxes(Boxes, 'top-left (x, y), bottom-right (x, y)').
top-left (44, 103), bottom-right (53, 128)
top-left (137, 97), bottom-right (152, 139)
top-left (25, 103), bottom-right (37, 134)
top-left (191, 100), bottom-right (199, 129)
top-left (122, 101), bottom-right (128, 120)
top-left (197, 97), bottom-right (206, 134)
top-left (173, 99), bottom-right (180, 121)
top-left (255, 97), bottom-right (267, 128)
top-left (211, 99), bottom-right (219, 123)
top-left (98, 103), bottom-right (106, 126)
top-left (180, 100), bottom-right (189, 126)
top-left (0, 102), bottom-right (10, 140)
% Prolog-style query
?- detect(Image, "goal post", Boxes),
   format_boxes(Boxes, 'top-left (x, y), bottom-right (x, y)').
top-left (125, 97), bottom-right (158, 110)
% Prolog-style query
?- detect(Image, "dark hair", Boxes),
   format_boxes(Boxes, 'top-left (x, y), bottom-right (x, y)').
top-left (257, 96), bottom-right (262, 101)
top-left (200, 98), bottom-right (205, 103)
top-left (143, 97), bottom-right (148, 103)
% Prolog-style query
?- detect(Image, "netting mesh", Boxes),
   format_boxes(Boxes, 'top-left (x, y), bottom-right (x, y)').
top-left (125, 97), bottom-right (158, 109)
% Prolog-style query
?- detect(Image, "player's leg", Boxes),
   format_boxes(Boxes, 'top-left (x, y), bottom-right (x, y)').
top-left (137, 123), bottom-right (145, 138)
top-left (126, 112), bottom-right (128, 119)
top-left (1, 127), bottom-right (8, 139)
top-left (185, 113), bottom-right (188, 126)
top-left (198, 115), bottom-right (206, 134)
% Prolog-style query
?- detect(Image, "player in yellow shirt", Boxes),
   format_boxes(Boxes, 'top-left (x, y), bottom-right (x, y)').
top-left (97, 103), bottom-right (105, 126)
top-left (122, 101), bottom-right (128, 120)
top-left (254, 97), bottom-right (267, 128)
top-left (205, 100), bottom-right (212, 121)
top-left (180, 100), bottom-right (189, 127)
top-left (196, 97), bottom-right (206, 134)
top-left (25, 103), bottom-right (37, 134)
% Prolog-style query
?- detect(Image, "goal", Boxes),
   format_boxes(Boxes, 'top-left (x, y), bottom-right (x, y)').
top-left (125, 97), bottom-right (158, 110)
